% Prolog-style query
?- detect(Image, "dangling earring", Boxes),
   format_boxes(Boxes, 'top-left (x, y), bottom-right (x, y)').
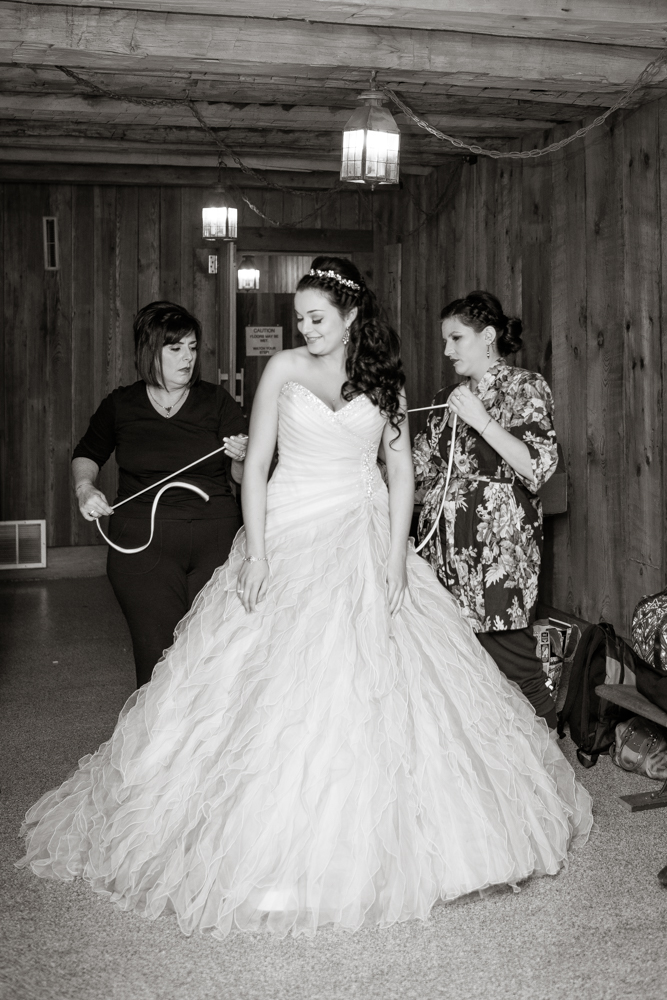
top-left (343, 328), bottom-right (350, 346)
top-left (486, 341), bottom-right (490, 359)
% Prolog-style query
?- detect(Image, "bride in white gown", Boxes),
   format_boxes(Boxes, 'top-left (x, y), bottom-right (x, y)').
top-left (18, 257), bottom-right (592, 939)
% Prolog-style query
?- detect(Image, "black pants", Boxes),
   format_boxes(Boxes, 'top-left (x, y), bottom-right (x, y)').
top-left (107, 515), bottom-right (241, 688)
top-left (477, 627), bottom-right (558, 730)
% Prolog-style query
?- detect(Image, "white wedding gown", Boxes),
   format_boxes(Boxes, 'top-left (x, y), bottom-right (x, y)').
top-left (18, 381), bottom-right (593, 938)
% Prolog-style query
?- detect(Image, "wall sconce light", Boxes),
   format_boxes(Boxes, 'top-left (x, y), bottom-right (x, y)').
top-left (237, 255), bottom-right (260, 290)
top-left (341, 75), bottom-right (400, 187)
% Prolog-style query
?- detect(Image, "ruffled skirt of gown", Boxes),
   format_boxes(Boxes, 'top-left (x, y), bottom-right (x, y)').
top-left (17, 498), bottom-right (593, 938)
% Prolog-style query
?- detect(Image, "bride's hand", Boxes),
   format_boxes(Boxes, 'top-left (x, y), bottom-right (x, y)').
top-left (237, 559), bottom-right (270, 613)
top-left (387, 552), bottom-right (408, 617)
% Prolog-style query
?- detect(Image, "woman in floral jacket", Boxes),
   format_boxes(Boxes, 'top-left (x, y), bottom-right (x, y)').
top-left (413, 291), bottom-right (559, 728)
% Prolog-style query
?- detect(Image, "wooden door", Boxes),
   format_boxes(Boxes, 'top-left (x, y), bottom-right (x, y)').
top-left (236, 291), bottom-right (297, 418)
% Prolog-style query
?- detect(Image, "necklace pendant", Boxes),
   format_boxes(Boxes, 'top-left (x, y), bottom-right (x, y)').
top-left (164, 405), bottom-right (173, 415)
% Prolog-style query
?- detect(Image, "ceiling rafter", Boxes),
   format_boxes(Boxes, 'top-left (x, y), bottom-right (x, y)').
top-left (1, 1), bottom-right (666, 174)
top-left (12, 0), bottom-right (667, 48)
top-left (2, 4), bottom-right (661, 90)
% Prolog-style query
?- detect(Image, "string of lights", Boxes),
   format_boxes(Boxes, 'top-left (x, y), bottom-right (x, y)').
top-left (381, 46), bottom-right (667, 161)
top-left (54, 50), bottom-right (667, 237)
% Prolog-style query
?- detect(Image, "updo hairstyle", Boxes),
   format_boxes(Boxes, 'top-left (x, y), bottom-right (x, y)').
top-left (440, 290), bottom-right (523, 356)
top-left (296, 256), bottom-right (405, 437)
top-left (134, 301), bottom-right (202, 387)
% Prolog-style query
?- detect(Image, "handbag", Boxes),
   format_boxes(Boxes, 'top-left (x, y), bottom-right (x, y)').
top-left (610, 716), bottom-right (667, 781)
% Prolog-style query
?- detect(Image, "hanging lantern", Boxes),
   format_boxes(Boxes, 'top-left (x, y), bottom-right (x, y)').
top-left (202, 185), bottom-right (238, 241)
top-left (340, 86), bottom-right (400, 186)
top-left (237, 255), bottom-right (260, 291)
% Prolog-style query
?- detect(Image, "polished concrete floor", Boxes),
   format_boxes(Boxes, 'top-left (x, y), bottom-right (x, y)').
top-left (1, 577), bottom-right (666, 1000)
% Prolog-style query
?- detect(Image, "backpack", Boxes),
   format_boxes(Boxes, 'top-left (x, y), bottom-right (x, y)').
top-left (557, 621), bottom-right (636, 767)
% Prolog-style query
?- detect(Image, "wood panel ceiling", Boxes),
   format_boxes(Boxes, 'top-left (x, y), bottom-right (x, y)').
top-left (1, 1), bottom-right (666, 176)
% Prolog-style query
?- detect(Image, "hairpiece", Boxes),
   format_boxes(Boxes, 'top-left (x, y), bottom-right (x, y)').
top-left (308, 268), bottom-right (360, 291)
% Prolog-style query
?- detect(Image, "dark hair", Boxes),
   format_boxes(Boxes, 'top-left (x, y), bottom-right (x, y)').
top-left (133, 301), bottom-right (202, 387)
top-left (440, 290), bottom-right (523, 356)
top-left (296, 256), bottom-right (405, 438)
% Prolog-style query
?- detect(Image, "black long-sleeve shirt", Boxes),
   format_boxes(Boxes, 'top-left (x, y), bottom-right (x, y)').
top-left (72, 380), bottom-right (247, 519)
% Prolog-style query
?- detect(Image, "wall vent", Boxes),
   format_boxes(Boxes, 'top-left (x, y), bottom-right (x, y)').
top-left (42, 217), bottom-right (59, 270)
top-left (0, 520), bottom-right (47, 570)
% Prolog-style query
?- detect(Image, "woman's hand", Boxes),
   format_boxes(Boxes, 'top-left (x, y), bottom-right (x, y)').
top-left (76, 483), bottom-right (114, 521)
top-left (387, 551), bottom-right (408, 617)
top-left (223, 434), bottom-right (248, 461)
top-left (448, 384), bottom-right (535, 483)
top-left (236, 559), bottom-right (270, 613)
top-left (447, 385), bottom-right (490, 433)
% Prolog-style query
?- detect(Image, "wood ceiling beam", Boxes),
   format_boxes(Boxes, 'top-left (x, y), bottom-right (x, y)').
top-left (0, 93), bottom-right (560, 135)
top-left (16, 1), bottom-right (667, 48)
top-left (0, 125), bottom-right (487, 166)
top-left (0, 141), bottom-right (434, 176)
top-left (0, 159), bottom-right (345, 186)
top-left (0, 65), bottom-right (627, 116)
top-left (2, 3), bottom-right (663, 94)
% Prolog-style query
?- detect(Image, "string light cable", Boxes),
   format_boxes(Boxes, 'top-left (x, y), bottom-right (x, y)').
top-left (55, 65), bottom-right (444, 234)
top-left (54, 49), bottom-right (667, 233)
top-left (56, 65), bottom-right (347, 228)
top-left (381, 45), bottom-right (667, 160)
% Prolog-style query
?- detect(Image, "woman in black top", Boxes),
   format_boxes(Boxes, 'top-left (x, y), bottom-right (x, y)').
top-left (72, 301), bottom-right (248, 687)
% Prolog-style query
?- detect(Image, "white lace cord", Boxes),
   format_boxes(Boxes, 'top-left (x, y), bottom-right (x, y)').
top-left (110, 445), bottom-right (228, 512)
top-left (414, 413), bottom-right (457, 555)
top-left (91, 443), bottom-right (229, 553)
top-left (96, 481), bottom-right (210, 554)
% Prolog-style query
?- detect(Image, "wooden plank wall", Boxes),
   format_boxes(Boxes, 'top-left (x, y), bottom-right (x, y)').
top-left (2, 93), bottom-right (666, 636)
top-left (0, 184), bottom-right (371, 547)
top-left (375, 95), bottom-right (667, 634)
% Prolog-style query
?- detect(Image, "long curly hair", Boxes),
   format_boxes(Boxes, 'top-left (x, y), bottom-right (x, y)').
top-left (296, 256), bottom-right (405, 439)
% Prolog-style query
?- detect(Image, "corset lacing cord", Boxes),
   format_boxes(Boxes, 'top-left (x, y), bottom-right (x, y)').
top-left (93, 444), bottom-right (229, 554)
top-left (414, 414), bottom-right (457, 555)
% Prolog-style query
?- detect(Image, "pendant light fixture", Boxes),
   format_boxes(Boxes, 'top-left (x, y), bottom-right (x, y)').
top-left (237, 255), bottom-right (260, 291)
top-left (341, 72), bottom-right (400, 187)
top-left (202, 155), bottom-right (238, 241)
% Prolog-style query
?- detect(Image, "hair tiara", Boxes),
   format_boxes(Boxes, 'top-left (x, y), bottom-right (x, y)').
top-left (308, 268), bottom-right (360, 291)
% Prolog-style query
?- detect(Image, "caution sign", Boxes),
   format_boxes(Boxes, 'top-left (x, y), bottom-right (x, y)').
top-left (245, 326), bottom-right (283, 357)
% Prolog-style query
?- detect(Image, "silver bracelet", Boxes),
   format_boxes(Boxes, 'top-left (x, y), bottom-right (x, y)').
top-left (480, 416), bottom-right (493, 436)
top-left (243, 555), bottom-right (268, 563)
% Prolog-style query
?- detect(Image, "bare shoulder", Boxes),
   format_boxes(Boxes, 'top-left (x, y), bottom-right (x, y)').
top-left (264, 346), bottom-right (323, 388)
top-left (257, 349), bottom-right (304, 389)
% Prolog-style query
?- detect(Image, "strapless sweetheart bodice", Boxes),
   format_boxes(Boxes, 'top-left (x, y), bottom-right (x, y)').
top-left (266, 381), bottom-right (388, 531)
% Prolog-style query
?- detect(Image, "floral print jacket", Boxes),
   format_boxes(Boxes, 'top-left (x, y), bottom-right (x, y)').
top-left (413, 360), bottom-right (558, 633)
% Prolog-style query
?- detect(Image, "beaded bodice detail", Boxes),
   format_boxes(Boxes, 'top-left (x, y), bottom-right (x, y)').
top-left (268, 382), bottom-right (386, 521)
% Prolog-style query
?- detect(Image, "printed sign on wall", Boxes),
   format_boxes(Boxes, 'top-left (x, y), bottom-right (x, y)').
top-left (245, 326), bottom-right (283, 357)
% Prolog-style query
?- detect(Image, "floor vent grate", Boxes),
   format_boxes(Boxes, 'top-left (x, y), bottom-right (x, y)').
top-left (0, 521), bottom-right (47, 569)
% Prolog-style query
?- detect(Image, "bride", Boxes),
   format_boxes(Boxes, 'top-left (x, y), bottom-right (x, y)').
top-left (18, 257), bottom-right (593, 939)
